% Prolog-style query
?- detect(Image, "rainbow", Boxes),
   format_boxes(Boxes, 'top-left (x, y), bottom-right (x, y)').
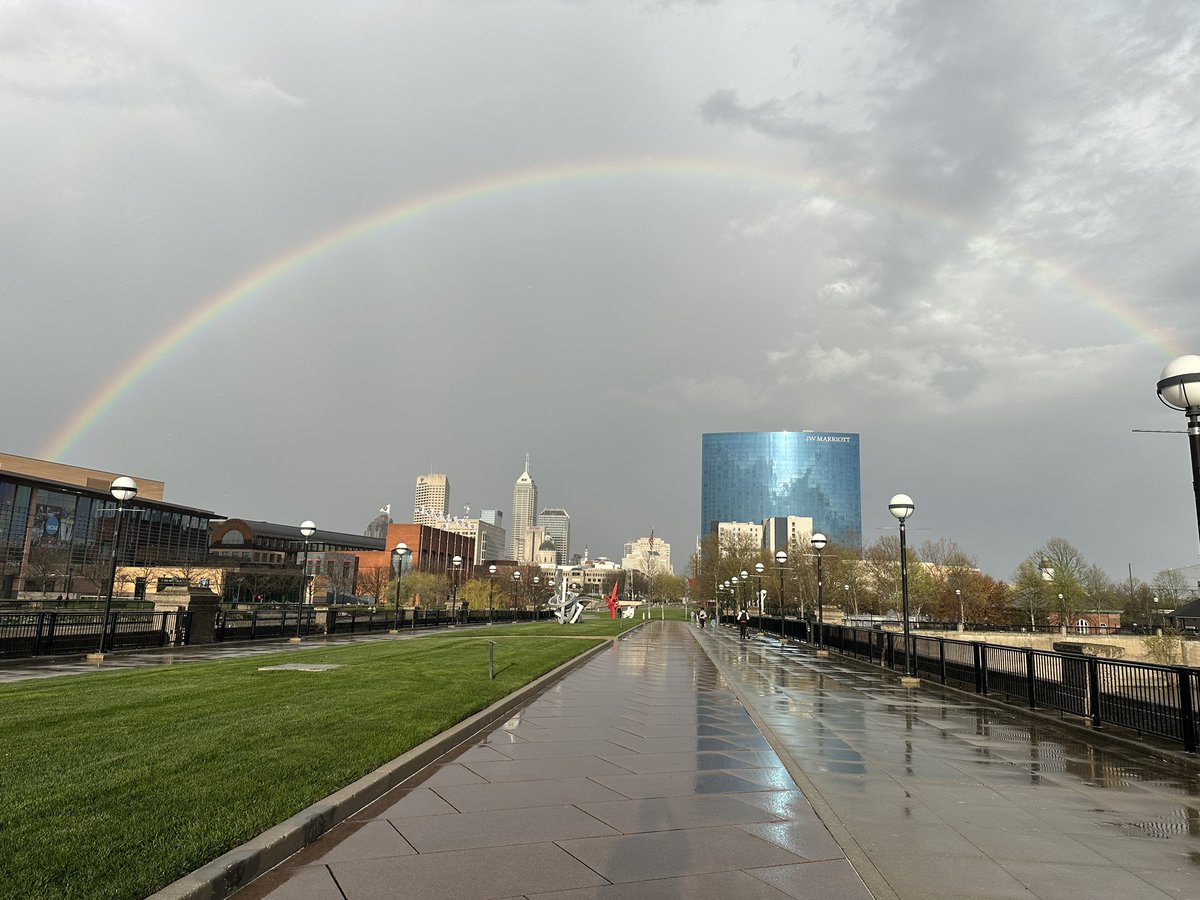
top-left (41, 157), bottom-right (1179, 460)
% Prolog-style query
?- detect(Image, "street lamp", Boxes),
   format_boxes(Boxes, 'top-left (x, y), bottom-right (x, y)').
top-left (391, 542), bottom-right (410, 632)
top-left (1057, 593), bottom-right (1065, 633)
top-left (775, 550), bottom-right (787, 647)
top-left (533, 575), bottom-right (541, 618)
top-left (811, 532), bottom-right (827, 652)
top-left (956, 588), bottom-right (964, 631)
top-left (888, 494), bottom-right (916, 679)
top-left (297, 520), bottom-right (316, 639)
top-left (488, 564), bottom-right (497, 623)
top-left (755, 562), bottom-right (765, 614)
top-left (730, 576), bottom-right (739, 618)
top-left (96, 475), bottom-right (138, 656)
top-left (740, 569), bottom-right (749, 612)
top-left (1157, 355), bottom-right (1200, 551)
top-left (512, 570), bottom-right (521, 613)
top-left (452, 555), bottom-right (463, 622)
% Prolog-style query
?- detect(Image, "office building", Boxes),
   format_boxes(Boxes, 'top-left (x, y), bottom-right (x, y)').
top-left (762, 516), bottom-right (815, 554)
top-left (701, 431), bottom-right (861, 550)
top-left (716, 521), bottom-right (763, 551)
top-left (622, 535), bottom-right (672, 576)
top-left (444, 517), bottom-right (507, 565)
top-left (414, 474), bottom-right (449, 526)
top-left (510, 457), bottom-right (538, 561)
top-left (539, 508), bottom-right (571, 566)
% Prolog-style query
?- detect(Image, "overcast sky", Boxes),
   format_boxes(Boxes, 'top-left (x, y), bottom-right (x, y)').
top-left (5, 1), bottom-right (1200, 585)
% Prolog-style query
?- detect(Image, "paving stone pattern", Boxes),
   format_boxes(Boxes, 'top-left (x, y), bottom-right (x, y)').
top-left (237, 623), bottom-right (871, 900)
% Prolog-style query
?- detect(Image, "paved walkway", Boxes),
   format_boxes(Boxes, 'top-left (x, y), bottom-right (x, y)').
top-left (238, 621), bottom-right (873, 900)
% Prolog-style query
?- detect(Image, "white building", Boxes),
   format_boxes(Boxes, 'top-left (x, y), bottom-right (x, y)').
top-left (510, 456), bottom-right (538, 561)
top-left (762, 516), bottom-right (814, 554)
top-left (622, 535), bottom-right (672, 577)
top-left (717, 521), bottom-right (763, 550)
top-left (414, 474), bottom-right (449, 526)
top-left (444, 517), bottom-right (507, 565)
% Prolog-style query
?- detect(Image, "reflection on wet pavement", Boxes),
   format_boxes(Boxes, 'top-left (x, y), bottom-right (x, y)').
top-left (701, 624), bottom-right (1200, 898)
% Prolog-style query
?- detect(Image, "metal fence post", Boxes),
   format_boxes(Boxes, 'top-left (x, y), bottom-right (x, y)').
top-left (1026, 651), bottom-right (1037, 709)
top-left (939, 640), bottom-right (947, 684)
top-left (975, 643), bottom-right (988, 695)
top-left (1178, 668), bottom-right (1197, 753)
top-left (1087, 656), bottom-right (1102, 729)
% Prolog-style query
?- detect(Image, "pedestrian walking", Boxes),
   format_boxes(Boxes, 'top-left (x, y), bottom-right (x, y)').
top-left (737, 607), bottom-right (750, 639)
top-left (698, 608), bottom-right (708, 630)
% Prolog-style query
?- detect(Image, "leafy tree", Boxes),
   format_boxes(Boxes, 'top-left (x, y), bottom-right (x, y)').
top-left (1011, 538), bottom-right (1090, 628)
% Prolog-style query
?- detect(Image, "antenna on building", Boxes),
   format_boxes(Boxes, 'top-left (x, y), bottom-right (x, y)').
top-left (525, 452), bottom-right (530, 473)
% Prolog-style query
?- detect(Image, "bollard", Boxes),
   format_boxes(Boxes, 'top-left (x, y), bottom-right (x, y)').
top-left (488, 640), bottom-right (495, 680)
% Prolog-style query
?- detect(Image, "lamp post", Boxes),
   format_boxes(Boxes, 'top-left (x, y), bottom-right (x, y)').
top-left (739, 569), bottom-right (749, 613)
top-left (888, 494), bottom-right (916, 680)
top-left (1157, 355), bottom-right (1200, 551)
top-left (730, 576), bottom-right (739, 621)
top-left (296, 520), bottom-right (316, 640)
top-left (755, 562), bottom-right (765, 614)
top-left (452, 554), bottom-right (463, 623)
top-left (533, 575), bottom-right (541, 619)
top-left (956, 588), bottom-right (964, 631)
top-left (811, 533), bottom-right (827, 652)
top-left (775, 550), bottom-right (787, 647)
top-left (95, 475), bottom-right (138, 656)
top-left (488, 564), bottom-right (497, 623)
top-left (512, 570), bottom-right (521, 614)
top-left (844, 583), bottom-right (850, 619)
top-left (391, 542), bottom-right (410, 632)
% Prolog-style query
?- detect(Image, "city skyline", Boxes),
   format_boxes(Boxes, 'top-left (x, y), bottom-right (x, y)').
top-left (5, 3), bottom-right (1200, 584)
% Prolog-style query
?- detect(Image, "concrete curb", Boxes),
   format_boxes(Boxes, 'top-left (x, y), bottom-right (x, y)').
top-left (150, 631), bottom-right (633, 900)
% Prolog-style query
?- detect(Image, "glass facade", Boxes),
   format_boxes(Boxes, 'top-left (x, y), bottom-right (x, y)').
top-left (701, 431), bottom-right (862, 550)
top-left (0, 473), bottom-right (213, 598)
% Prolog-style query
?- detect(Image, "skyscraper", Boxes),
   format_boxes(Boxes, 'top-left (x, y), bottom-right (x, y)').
top-left (701, 431), bottom-right (862, 550)
top-left (510, 456), bottom-right (538, 561)
top-left (414, 474), bottom-right (449, 526)
top-left (539, 508), bottom-right (571, 566)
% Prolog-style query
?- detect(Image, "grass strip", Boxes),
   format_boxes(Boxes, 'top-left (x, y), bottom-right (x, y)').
top-left (0, 633), bottom-right (610, 899)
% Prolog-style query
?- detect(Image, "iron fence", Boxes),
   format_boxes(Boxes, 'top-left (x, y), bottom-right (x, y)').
top-left (738, 616), bottom-right (1200, 752)
top-left (0, 610), bottom-right (189, 658)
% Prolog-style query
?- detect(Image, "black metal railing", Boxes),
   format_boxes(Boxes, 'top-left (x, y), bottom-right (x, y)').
top-left (0, 610), bottom-right (189, 658)
top-left (743, 617), bottom-right (1200, 752)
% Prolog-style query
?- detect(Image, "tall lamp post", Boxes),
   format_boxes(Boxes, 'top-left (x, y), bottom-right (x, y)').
top-left (533, 575), bottom-right (541, 618)
top-left (888, 494), bottom-right (916, 680)
top-left (1157, 355), bottom-right (1200, 552)
top-left (512, 570), bottom-right (521, 614)
top-left (811, 533), bottom-right (827, 652)
top-left (730, 576), bottom-right (739, 620)
top-left (775, 550), bottom-right (787, 647)
top-left (391, 542), bottom-right (410, 632)
top-left (755, 562), bottom-right (765, 614)
top-left (740, 569), bottom-right (749, 612)
top-left (956, 588), bottom-right (964, 632)
top-left (95, 475), bottom-right (138, 656)
top-left (451, 554), bottom-right (463, 622)
top-left (488, 564), bottom-right (497, 623)
top-left (297, 520), bottom-right (316, 640)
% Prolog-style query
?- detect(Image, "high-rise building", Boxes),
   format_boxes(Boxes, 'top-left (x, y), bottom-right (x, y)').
top-left (480, 509), bottom-right (503, 527)
top-left (364, 505), bottom-right (392, 540)
top-left (510, 456), bottom-right (538, 561)
top-left (539, 508), bottom-right (571, 566)
top-left (761, 516), bottom-right (815, 554)
top-left (701, 431), bottom-right (861, 550)
top-left (414, 474), bottom-right (449, 526)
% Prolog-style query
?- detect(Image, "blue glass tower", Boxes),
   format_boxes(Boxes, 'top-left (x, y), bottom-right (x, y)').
top-left (701, 431), bottom-right (862, 550)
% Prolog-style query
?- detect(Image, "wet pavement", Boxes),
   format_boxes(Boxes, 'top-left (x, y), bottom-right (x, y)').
top-left (236, 620), bottom-right (872, 900)
top-left (0, 629), bottom-right (452, 684)
top-left (24, 620), bottom-right (1200, 898)
top-left (701, 623), bottom-right (1200, 899)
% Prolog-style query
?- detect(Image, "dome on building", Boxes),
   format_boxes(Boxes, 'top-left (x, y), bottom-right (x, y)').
top-left (539, 536), bottom-right (557, 552)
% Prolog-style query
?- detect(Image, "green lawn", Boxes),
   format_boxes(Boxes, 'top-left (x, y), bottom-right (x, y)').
top-left (0, 633), bottom-right (615, 899)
